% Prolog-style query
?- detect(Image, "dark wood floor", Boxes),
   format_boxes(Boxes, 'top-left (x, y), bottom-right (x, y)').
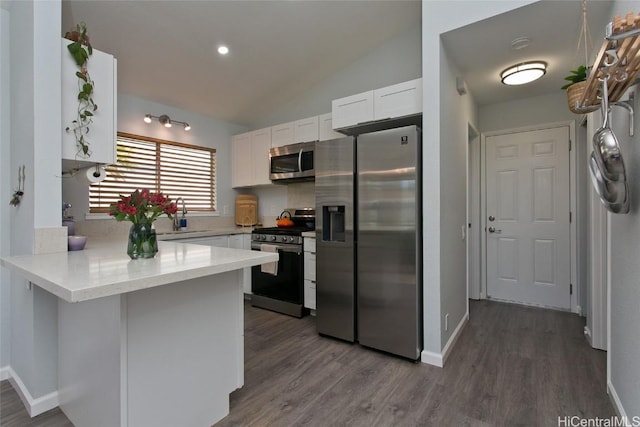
top-left (1, 300), bottom-right (613, 427)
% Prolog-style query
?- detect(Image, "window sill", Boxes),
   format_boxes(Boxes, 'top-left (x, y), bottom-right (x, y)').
top-left (85, 212), bottom-right (221, 220)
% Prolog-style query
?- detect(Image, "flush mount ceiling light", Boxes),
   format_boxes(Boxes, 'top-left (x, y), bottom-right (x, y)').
top-left (143, 114), bottom-right (191, 131)
top-left (500, 61), bottom-right (547, 85)
top-left (217, 45), bottom-right (229, 55)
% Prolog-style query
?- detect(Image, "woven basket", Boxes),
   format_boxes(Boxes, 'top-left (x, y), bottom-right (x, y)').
top-left (567, 81), bottom-right (598, 114)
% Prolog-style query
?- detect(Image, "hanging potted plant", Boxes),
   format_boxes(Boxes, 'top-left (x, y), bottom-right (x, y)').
top-left (562, 65), bottom-right (597, 114)
top-left (563, 0), bottom-right (598, 114)
top-left (63, 22), bottom-right (97, 157)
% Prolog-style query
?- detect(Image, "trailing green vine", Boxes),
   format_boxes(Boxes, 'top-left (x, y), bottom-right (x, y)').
top-left (64, 22), bottom-right (97, 157)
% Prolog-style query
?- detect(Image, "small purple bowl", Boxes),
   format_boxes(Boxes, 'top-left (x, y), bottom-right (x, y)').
top-left (68, 235), bottom-right (88, 251)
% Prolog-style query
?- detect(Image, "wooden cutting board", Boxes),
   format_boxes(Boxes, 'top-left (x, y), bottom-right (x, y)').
top-left (235, 194), bottom-right (258, 226)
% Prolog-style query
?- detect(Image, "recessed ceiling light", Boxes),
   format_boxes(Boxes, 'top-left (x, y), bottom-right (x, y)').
top-left (511, 37), bottom-right (531, 50)
top-left (500, 61), bottom-right (547, 85)
top-left (217, 45), bottom-right (229, 55)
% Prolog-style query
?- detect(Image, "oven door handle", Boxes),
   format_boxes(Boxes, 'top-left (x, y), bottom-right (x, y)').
top-left (252, 244), bottom-right (301, 254)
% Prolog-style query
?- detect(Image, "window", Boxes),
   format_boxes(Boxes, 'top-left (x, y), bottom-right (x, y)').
top-left (90, 132), bottom-right (216, 213)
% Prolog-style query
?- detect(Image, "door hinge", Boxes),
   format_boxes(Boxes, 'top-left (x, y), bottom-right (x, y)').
top-left (569, 139), bottom-right (572, 151)
top-left (570, 283), bottom-right (573, 295)
top-left (570, 211), bottom-right (572, 223)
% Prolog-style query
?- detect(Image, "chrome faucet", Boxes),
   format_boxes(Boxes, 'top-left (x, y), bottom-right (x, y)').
top-left (173, 197), bottom-right (187, 231)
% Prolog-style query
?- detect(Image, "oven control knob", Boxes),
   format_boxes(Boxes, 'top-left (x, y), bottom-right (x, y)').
top-left (281, 236), bottom-right (287, 242)
top-left (289, 237), bottom-right (295, 242)
top-left (270, 236), bottom-right (277, 242)
top-left (257, 235), bottom-right (264, 241)
top-left (261, 235), bottom-right (267, 241)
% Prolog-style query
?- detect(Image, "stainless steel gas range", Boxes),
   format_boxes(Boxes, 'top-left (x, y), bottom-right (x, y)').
top-left (250, 208), bottom-right (314, 318)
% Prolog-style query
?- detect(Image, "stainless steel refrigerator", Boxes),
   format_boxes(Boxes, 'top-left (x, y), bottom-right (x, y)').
top-left (315, 125), bottom-right (422, 360)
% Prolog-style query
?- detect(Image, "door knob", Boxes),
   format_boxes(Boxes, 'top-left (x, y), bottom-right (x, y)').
top-left (488, 215), bottom-right (495, 222)
top-left (488, 226), bottom-right (502, 234)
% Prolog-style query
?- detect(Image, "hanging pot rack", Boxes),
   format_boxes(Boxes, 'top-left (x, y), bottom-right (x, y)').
top-left (575, 12), bottom-right (640, 113)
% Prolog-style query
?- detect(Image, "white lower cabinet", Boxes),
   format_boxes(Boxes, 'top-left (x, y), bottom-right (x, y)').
top-left (303, 237), bottom-right (316, 310)
top-left (183, 235), bottom-right (229, 247)
top-left (176, 233), bottom-right (252, 294)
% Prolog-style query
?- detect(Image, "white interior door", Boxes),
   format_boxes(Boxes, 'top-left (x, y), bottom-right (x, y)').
top-left (486, 126), bottom-right (571, 309)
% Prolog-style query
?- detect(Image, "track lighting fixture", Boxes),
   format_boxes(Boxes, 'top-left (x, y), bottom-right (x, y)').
top-left (143, 114), bottom-right (191, 131)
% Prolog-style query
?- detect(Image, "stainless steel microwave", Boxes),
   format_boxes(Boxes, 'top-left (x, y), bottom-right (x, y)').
top-left (269, 141), bottom-right (315, 183)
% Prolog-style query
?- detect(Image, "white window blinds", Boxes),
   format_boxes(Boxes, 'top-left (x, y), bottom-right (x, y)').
top-left (90, 133), bottom-right (216, 213)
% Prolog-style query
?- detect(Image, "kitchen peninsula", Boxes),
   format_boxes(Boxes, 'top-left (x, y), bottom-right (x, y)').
top-left (0, 240), bottom-right (278, 427)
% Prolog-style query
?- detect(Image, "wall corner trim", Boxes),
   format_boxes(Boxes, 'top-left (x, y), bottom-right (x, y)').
top-left (5, 366), bottom-right (59, 417)
top-left (420, 349), bottom-right (443, 367)
top-left (421, 312), bottom-right (469, 368)
top-left (607, 381), bottom-right (629, 421)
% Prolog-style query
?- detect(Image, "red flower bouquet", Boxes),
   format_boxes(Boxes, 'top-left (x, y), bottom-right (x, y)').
top-left (109, 189), bottom-right (178, 224)
top-left (109, 189), bottom-right (178, 259)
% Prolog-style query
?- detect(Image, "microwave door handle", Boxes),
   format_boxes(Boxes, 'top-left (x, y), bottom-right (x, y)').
top-left (298, 148), bottom-right (303, 172)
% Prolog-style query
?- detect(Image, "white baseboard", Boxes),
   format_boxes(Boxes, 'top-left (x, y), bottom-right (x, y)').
top-left (421, 312), bottom-right (469, 368)
top-left (607, 381), bottom-right (628, 421)
top-left (6, 366), bottom-right (59, 417)
top-left (0, 365), bottom-right (9, 381)
top-left (583, 326), bottom-right (593, 347)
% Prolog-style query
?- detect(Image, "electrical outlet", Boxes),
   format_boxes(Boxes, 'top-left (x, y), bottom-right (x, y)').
top-left (445, 313), bottom-right (449, 331)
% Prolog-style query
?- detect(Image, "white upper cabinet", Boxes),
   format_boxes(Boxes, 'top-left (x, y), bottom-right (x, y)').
top-left (232, 127), bottom-right (272, 188)
top-left (318, 113), bottom-right (343, 141)
top-left (250, 127), bottom-right (272, 186)
top-left (293, 116), bottom-right (319, 143)
top-left (61, 38), bottom-right (117, 166)
top-left (373, 78), bottom-right (422, 120)
top-left (331, 78), bottom-right (422, 130)
top-left (331, 91), bottom-right (374, 130)
top-left (271, 122), bottom-right (294, 147)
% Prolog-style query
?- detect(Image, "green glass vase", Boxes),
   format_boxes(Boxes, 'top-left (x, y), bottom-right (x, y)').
top-left (127, 222), bottom-right (158, 259)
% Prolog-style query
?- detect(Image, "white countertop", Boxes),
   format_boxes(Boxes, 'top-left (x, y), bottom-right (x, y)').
top-left (0, 240), bottom-right (277, 303)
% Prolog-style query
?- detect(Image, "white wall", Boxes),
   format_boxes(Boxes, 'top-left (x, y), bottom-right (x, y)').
top-left (421, 0), bottom-right (536, 361)
top-left (7, 0), bottom-right (62, 401)
top-left (62, 94), bottom-right (248, 220)
top-left (250, 24), bottom-right (422, 129)
top-left (438, 45), bottom-right (477, 347)
top-left (245, 24), bottom-right (422, 221)
top-left (1, 5), bottom-right (11, 373)
top-left (606, 2), bottom-right (640, 419)
top-left (607, 84), bottom-right (640, 419)
top-left (478, 92), bottom-right (576, 133)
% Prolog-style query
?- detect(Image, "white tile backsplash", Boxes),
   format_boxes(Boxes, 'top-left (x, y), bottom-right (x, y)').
top-left (287, 182), bottom-right (315, 208)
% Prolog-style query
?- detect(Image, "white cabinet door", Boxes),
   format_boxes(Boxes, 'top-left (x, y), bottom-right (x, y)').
top-left (61, 38), bottom-right (117, 166)
top-left (331, 91), bottom-right (374, 130)
top-left (293, 116), bottom-right (319, 143)
top-left (271, 122), bottom-right (294, 147)
top-left (304, 279), bottom-right (316, 310)
top-left (181, 235), bottom-right (229, 247)
top-left (303, 237), bottom-right (316, 309)
top-left (231, 132), bottom-right (252, 188)
top-left (228, 234), bottom-right (243, 249)
top-left (251, 127), bottom-right (272, 186)
top-left (373, 78), bottom-right (422, 120)
top-left (318, 113), bottom-right (343, 141)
